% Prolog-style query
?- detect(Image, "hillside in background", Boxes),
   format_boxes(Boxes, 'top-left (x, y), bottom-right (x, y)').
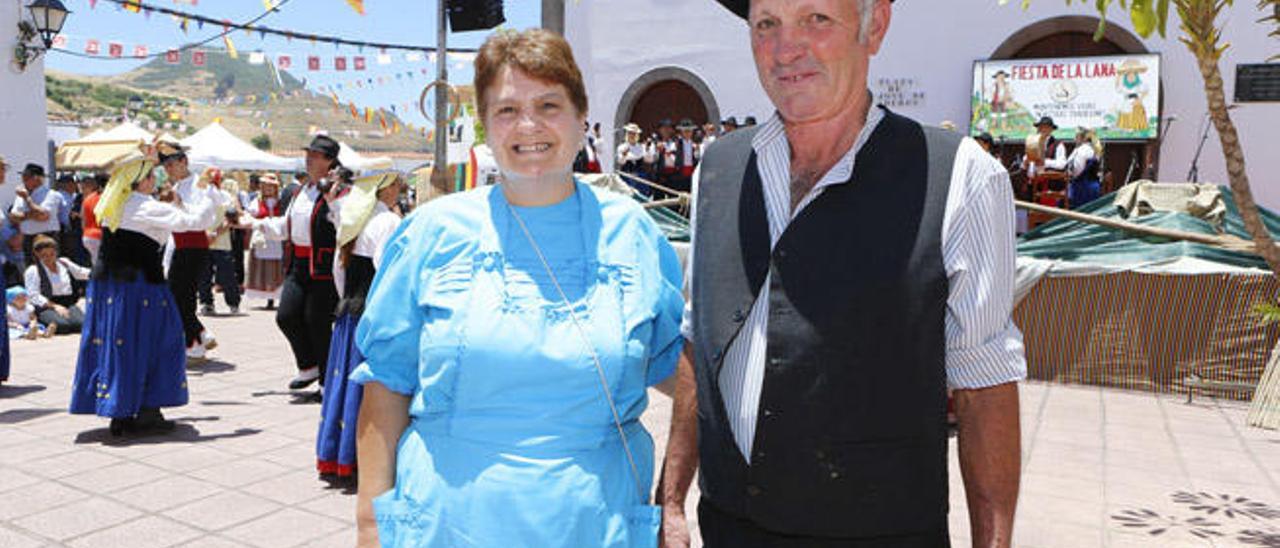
top-left (49, 49), bottom-right (431, 154)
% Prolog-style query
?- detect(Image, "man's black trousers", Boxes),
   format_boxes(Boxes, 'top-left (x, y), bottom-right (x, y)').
top-left (275, 257), bottom-right (338, 384)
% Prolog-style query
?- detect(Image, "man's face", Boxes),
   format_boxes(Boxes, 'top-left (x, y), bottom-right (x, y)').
top-left (749, 0), bottom-right (890, 125)
top-left (1038, 125), bottom-right (1053, 137)
top-left (681, 128), bottom-right (695, 140)
top-left (162, 156), bottom-right (189, 181)
top-left (22, 174), bottom-right (43, 191)
top-left (659, 126), bottom-right (674, 140)
top-left (305, 150), bottom-right (333, 179)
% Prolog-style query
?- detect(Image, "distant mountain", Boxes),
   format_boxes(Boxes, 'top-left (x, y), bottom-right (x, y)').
top-left (49, 49), bottom-right (435, 155)
top-left (114, 49), bottom-right (305, 101)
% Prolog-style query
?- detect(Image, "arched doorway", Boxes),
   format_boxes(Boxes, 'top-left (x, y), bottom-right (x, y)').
top-left (989, 16), bottom-right (1158, 189)
top-left (615, 67), bottom-right (720, 140)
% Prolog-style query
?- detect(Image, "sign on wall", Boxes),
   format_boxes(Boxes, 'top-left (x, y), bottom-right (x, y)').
top-left (970, 53), bottom-right (1161, 141)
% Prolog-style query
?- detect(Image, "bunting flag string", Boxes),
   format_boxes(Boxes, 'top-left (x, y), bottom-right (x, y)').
top-left (89, 0), bottom-right (477, 55)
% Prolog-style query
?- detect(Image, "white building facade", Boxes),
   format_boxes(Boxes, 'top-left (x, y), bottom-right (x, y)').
top-left (550, 0), bottom-right (1280, 208)
top-left (1, 3), bottom-right (50, 208)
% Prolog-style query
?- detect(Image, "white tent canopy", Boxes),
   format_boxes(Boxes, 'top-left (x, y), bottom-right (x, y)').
top-left (337, 142), bottom-right (393, 173)
top-left (181, 122), bottom-right (299, 172)
top-left (81, 121), bottom-right (154, 143)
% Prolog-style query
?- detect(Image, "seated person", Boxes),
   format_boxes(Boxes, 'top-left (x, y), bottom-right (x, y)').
top-left (24, 235), bottom-right (89, 334)
top-left (7, 286), bottom-right (51, 339)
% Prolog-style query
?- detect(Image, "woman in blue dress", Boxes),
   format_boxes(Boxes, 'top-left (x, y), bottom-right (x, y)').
top-left (352, 29), bottom-right (684, 547)
top-left (70, 151), bottom-right (220, 436)
top-left (316, 170), bottom-right (404, 482)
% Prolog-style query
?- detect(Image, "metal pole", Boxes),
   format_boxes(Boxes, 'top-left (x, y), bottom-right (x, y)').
top-left (430, 0), bottom-right (450, 192)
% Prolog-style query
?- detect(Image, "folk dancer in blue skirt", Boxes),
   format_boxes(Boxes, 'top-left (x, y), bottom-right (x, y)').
top-left (70, 151), bottom-right (221, 436)
top-left (316, 170), bottom-right (404, 482)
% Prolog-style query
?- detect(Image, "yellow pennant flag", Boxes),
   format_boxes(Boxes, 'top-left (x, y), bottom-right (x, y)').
top-left (123, 0), bottom-right (141, 13)
top-left (365, 108), bottom-right (374, 124)
top-left (262, 0), bottom-right (275, 10)
top-left (346, 0), bottom-right (366, 15)
top-left (224, 35), bottom-right (238, 59)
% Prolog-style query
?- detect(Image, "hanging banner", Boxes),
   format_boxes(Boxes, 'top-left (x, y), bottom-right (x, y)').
top-left (132, 45), bottom-right (148, 58)
top-left (85, 39), bottom-right (100, 55)
top-left (192, 50), bottom-right (206, 66)
top-left (970, 53), bottom-right (1162, 141)
top-left (278, 55), bottom-right (292, 69)
top-left (354, 56), bottom-right (367, 71)
top-left (308, 55), bottom-right (320, 71)
top-left (335, 56), bottom-right (347, 71)
top-left (108, 42), bottom-right (124, 58)
top-left (165, 49), bottom-right (180, 64)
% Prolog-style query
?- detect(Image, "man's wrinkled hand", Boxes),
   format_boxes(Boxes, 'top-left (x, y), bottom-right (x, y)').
top-left (661, 503), bottom-right (691, 548)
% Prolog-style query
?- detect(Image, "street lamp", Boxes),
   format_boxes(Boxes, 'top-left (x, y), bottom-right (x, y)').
top-left (13, 0), bottom-right (71, 71)
top-left (27, 0), bottom-right (71, 49)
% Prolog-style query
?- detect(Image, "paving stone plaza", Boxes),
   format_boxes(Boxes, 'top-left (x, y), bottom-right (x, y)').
top-left (2, 307), bottom-right (1279, 547)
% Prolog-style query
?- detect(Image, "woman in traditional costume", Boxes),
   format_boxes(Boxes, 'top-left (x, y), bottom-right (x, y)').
top-left (316, 170), bottom-right (405, 484)
top-left (244, 174), bottom-right (287, 308)
top-left (69, 151), bottom-right (221, 436)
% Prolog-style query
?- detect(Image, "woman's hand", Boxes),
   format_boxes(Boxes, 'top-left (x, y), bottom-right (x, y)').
top-left (356, 502), bottom-right (380, 548)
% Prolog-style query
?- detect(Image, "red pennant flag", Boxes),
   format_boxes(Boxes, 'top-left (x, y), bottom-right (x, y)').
top-left (277, 55), bottom-right (292, 69)
top-left (192, 50), bottom-right (207, 66)
top-left (85, 39), bottom-right (100, 55)
top-left (165, 49), bottom-right (180, 64)
top-left (353, 57), bottom-right (366, 71)
top-left (108, 42), bottom-right (124, 58)
top-left (349, 103), bottom-right (358, 118)
top-left (51, 35), bottom-right (67, 49)
top-left (308, 56), bottom-right (320, 71)
top-left (334, 57), bottom-right (347, 71)
top-left (132, 45), bottom-right (149, 58)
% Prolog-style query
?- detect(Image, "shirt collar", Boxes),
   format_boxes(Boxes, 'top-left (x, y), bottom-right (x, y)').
top-left (752, 92), bottom-right (887, 190)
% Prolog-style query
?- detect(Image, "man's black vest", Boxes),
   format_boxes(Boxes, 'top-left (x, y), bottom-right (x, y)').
top-left (691, 109), bottom-right (960, 541)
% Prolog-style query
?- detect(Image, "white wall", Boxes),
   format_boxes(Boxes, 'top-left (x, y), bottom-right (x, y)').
top-left (0, 3), bottom-right (50, 209)
top-left (565, 1), bottom-right (1280, 209)
top-left (564, 0), bottom-right (774, 171)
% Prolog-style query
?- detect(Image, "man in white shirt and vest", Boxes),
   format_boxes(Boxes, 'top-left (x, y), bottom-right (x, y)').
top-left (253, 135), bottom-right (343, 392)
top-left (660, 1), bottom-right (1025, 546)
top-left (159, 140), bottom-right (222, 360)
top-left (8, 163), bottom-right (64, 268)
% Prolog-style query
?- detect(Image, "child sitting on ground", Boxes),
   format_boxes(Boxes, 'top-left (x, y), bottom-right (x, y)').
top-left (7, 286), bottom-right (54, 340)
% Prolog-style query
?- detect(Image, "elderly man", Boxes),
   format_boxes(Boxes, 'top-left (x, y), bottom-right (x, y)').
top-left (660, 1), bottom-right (1025, 547)
top-left (8, 164), bottom-right (64, 268)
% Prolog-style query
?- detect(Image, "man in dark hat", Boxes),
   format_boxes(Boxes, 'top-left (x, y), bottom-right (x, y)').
top-left (653, 118), bottom-right (680, 194)
top-left (672, 118), bottom-right (701, 193)
top-left (742, 115), bottom-right (758, 127)
top-left (1025, 115), bottom-right (1067, 183)
top-left (661, 1), bottom-right (1024, 546)
top-left (251, 135), bottom-right (343, 393)
top-left (722, 117), bottom-right (740, 134)
top-left (8, 163), bottom-right (65, 269)
top-left (157, 139), bottom-right (225, 360)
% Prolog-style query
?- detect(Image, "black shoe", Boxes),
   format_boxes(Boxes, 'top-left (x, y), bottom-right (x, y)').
top-left (288, 367), bottom-right (321, 390)
top-left (134, 408), bottom-right (176, 433)
top-left (109, 417), bottom-right (134, 437)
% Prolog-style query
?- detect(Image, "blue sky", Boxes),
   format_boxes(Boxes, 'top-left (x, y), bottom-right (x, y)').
top-left (45, 0), bottom-right (541, 125)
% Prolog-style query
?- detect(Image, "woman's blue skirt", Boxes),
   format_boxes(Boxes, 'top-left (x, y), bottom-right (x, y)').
top-left (0, 319), bottom-right (9, 382)
top-left (69, 278), bottom-right (189, 418)
top-left (317, 312), bottom-right (364, 477)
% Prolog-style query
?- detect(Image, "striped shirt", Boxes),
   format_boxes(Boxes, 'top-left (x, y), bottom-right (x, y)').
top-left (681, 107), bottom-right (1028, 461)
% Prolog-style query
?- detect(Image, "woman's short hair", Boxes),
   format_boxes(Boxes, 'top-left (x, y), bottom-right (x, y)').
top-left (32, 234), bottom-right (58, 254)
top-left (474, 29), bottom-right (587, 119)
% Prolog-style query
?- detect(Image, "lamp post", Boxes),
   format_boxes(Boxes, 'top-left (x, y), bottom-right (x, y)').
top-left (27, 0), bottom-right (71, 49)
top-left (13, 0), bottom-right (70, 71)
